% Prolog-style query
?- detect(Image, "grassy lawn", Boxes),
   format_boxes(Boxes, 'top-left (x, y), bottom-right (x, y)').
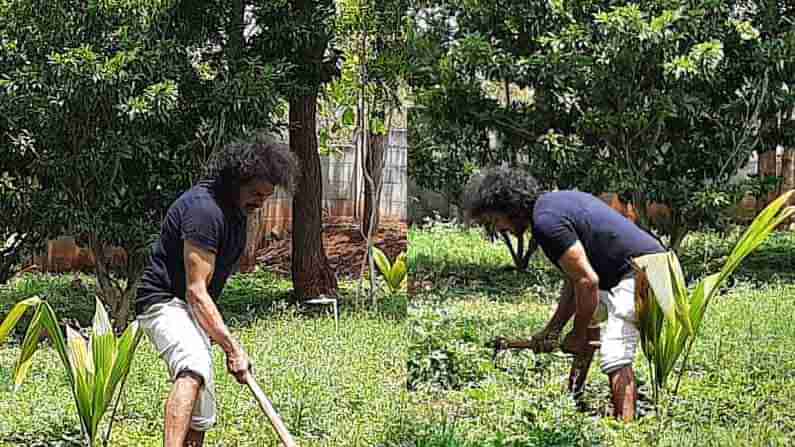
top-left (407, 222), bottom-right (795, 446)
top-left (0, 271), bottom-right (409, 446)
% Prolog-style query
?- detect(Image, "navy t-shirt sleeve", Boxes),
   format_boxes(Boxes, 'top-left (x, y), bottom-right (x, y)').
top-left (181, 199), bottom-right (224, 254)
top-left (533, 211), bottom-right (579, 265)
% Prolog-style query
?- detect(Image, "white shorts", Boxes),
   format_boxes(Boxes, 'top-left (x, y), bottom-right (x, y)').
top-left (594, 276), bottom-right (639, 374)
top-left (137, 298), bottom-right (217, 431)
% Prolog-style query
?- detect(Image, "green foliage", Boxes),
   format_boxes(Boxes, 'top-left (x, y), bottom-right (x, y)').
top-left (0, 0), bottom-right (283, 247)
top-left (316, 0), bottom-right (409, 154)
top-left (406, 0), bottom-right (611, 201)
top-left (0, 169), bottom-right (45, 284)
top-left (407, 307), bottom-right (497, 391)
top-left (372, 247), bottom-right (408, 293)
top-left (408, 221), bottom-right (795, 445)
top-left (0, 273), bottom-right (408, 446)
top-left (0, 297), bottom-right (142, 446)
top-left (633, 191), bottom-right (795, 404)
top-left (406, 0), bottom-right (795, 249)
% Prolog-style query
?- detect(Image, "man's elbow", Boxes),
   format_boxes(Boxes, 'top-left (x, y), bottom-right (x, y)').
top-left (576, 274), bottom-right (599, 292)
top-left (185, 284), bottom-right (206, 306)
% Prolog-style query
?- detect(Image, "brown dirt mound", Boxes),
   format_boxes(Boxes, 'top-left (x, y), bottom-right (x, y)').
top-left (255, 218), bottom-right (408, 279)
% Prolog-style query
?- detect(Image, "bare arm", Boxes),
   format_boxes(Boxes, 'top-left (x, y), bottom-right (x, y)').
top-left (557, 241), bottom-right (600, 352)
top-left (184, 240), bottom-right (249, 383)
top-left (544, 279), bottom-right (575, 333)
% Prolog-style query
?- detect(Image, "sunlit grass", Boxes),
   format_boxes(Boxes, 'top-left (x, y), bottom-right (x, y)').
top-left (408, 221), bottom-right (795, 446)
top-left (0, 273), bottom-right (408, 446)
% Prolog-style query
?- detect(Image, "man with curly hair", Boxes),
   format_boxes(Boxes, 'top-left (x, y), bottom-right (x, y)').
top-left (135, 135), bottom-right (299, 446)
top-left (463, 165), bottom-right (664, 422)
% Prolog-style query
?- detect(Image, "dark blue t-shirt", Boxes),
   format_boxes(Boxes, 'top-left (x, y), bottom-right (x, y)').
top-left (531, 190), bottom-right (664, 290)
top-left (135, 181), bottom-right (248, 314)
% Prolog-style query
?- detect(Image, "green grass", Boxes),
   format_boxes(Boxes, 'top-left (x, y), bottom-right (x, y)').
top-left (407, 220), bottom-right (795, 446)
top-left (0, 270), bottom-right (409, 446)
top-left (2, 222), bottom-right (793, 446)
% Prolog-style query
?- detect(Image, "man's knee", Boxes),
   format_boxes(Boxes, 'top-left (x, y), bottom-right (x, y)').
top-left (600, 317), bottom-right (639, 374)
top-left (175, 369), bottom-right (217, 432)
top-left (607, 365), bottom-right (634, 381)
top-left (185, 429), bottom-right (205, 447)
top-left (189, 415), bottom-right (216, 432)
top-left (175, 370), bottom-right (205, 389)
top-left (602, 358), bottom-right (634, 375)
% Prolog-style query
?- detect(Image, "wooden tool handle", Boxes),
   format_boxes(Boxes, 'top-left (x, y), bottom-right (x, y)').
top-left (245, 373), bottom-right (298, 447)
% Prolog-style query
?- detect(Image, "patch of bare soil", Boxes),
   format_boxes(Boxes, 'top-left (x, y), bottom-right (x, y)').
top-left (255, 218), bottom-right (408, 279)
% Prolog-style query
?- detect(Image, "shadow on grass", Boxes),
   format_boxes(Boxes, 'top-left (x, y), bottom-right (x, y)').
top-left (221, 271), bottom-right (408, 326)
top-left (723, 244), bottom-right (795, 283)
top-left (411, 257), bottom-right (564, 305)
top-left (680, 232), bottom-right (795, 283)
top-left (0, 271), bottom-right (406, 342)
top-left (412, 230), bottom-right (795, 304)
top-left (380, 419), bottom-right (586, 447)
top-left (0, 423), bottom-right (84, 447)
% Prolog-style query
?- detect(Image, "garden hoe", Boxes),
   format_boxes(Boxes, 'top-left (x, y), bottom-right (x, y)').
top-left (244, 371), bottom-right (298, 447)
top-left (488, 330), bottom-right (600, 397)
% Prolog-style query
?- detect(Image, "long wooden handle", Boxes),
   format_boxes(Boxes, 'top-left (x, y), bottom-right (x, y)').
top-left (245, 373), bottom-right (298, 447)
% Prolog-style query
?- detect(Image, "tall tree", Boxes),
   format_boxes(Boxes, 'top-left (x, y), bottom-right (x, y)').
top-left (0, 0), bottom-right (283, 329)
top-left (405, 1), bottom-right (608, 268)
top-left (407, 0), bottom-right (795, 253)
top-left (550, 1), bottom-right (795, 250)
top-left (336, 0), bottom-right (409, 235)
top-left (250, 0), bottom-right (342, 299)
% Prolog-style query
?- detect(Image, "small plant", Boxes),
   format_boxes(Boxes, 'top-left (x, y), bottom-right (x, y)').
top-left (633, 190), bottom-right (795, 404)
top-left (0, 296), bottom-right (142, 446)
top-left (407, 308), bottom-right (495, 391)
top-left (372, 246), bottom-right (408, 293)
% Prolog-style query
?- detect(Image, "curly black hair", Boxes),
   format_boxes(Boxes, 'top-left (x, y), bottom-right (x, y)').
top-left (461, 165), bottom-right (543, 224)
top-left (202, 133), bottom-right (300, 201)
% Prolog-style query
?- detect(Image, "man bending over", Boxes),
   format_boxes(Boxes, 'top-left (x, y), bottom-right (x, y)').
top-left (463, 166), bottom-right (664, 421)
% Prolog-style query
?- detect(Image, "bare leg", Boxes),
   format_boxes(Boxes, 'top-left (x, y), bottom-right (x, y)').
top-left (184, 429), bottom-right (205, 447)
top-left (608, 366), bottom-right (637, 422)
top-left (165, 372), bottom-right (203, 447)
top-left (568, 327), bottom-right (600, 398)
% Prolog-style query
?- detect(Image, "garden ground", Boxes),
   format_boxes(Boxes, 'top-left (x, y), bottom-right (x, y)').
top-left (0, 271), bottom-right (409, 447)
top-left (2, 222), bottom-right (795, 446)
top-left (407, 221), bottom-right (795, 446)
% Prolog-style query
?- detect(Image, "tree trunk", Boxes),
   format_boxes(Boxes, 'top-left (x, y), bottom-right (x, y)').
top-left (362, 131), bottom-right (387, 235)
top-left (240, 208), bottom-right (267, 273)
top-left (758, 150), bottom-right (779, 209)
top-left (499, 231), bottom-right (537, 270)
top-left (89, 235), bottom-right (145, 333)
top-left (629, 191), bottom-right (652, 232)
top-left (227, 0), bottom-right (245, 60)
top-left (289, 93), bottom-right (338, 300)
top-left (668, 210), bottom-right (689, 254)
top-left (0, 237), bottom-right (26, 284)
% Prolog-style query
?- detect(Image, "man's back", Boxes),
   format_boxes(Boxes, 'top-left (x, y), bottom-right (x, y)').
top-left (531, 190), bottom-right (664, 290)
top-left (136, 182), bottom-right (247, 314)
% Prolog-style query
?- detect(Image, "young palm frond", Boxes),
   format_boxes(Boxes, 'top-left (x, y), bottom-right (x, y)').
top-left (372, 246), bottom-right (408, 293)
top-left (0, 297), bottom-right (142, 446)
top-left (632, 190), bottom-right (795, 404)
